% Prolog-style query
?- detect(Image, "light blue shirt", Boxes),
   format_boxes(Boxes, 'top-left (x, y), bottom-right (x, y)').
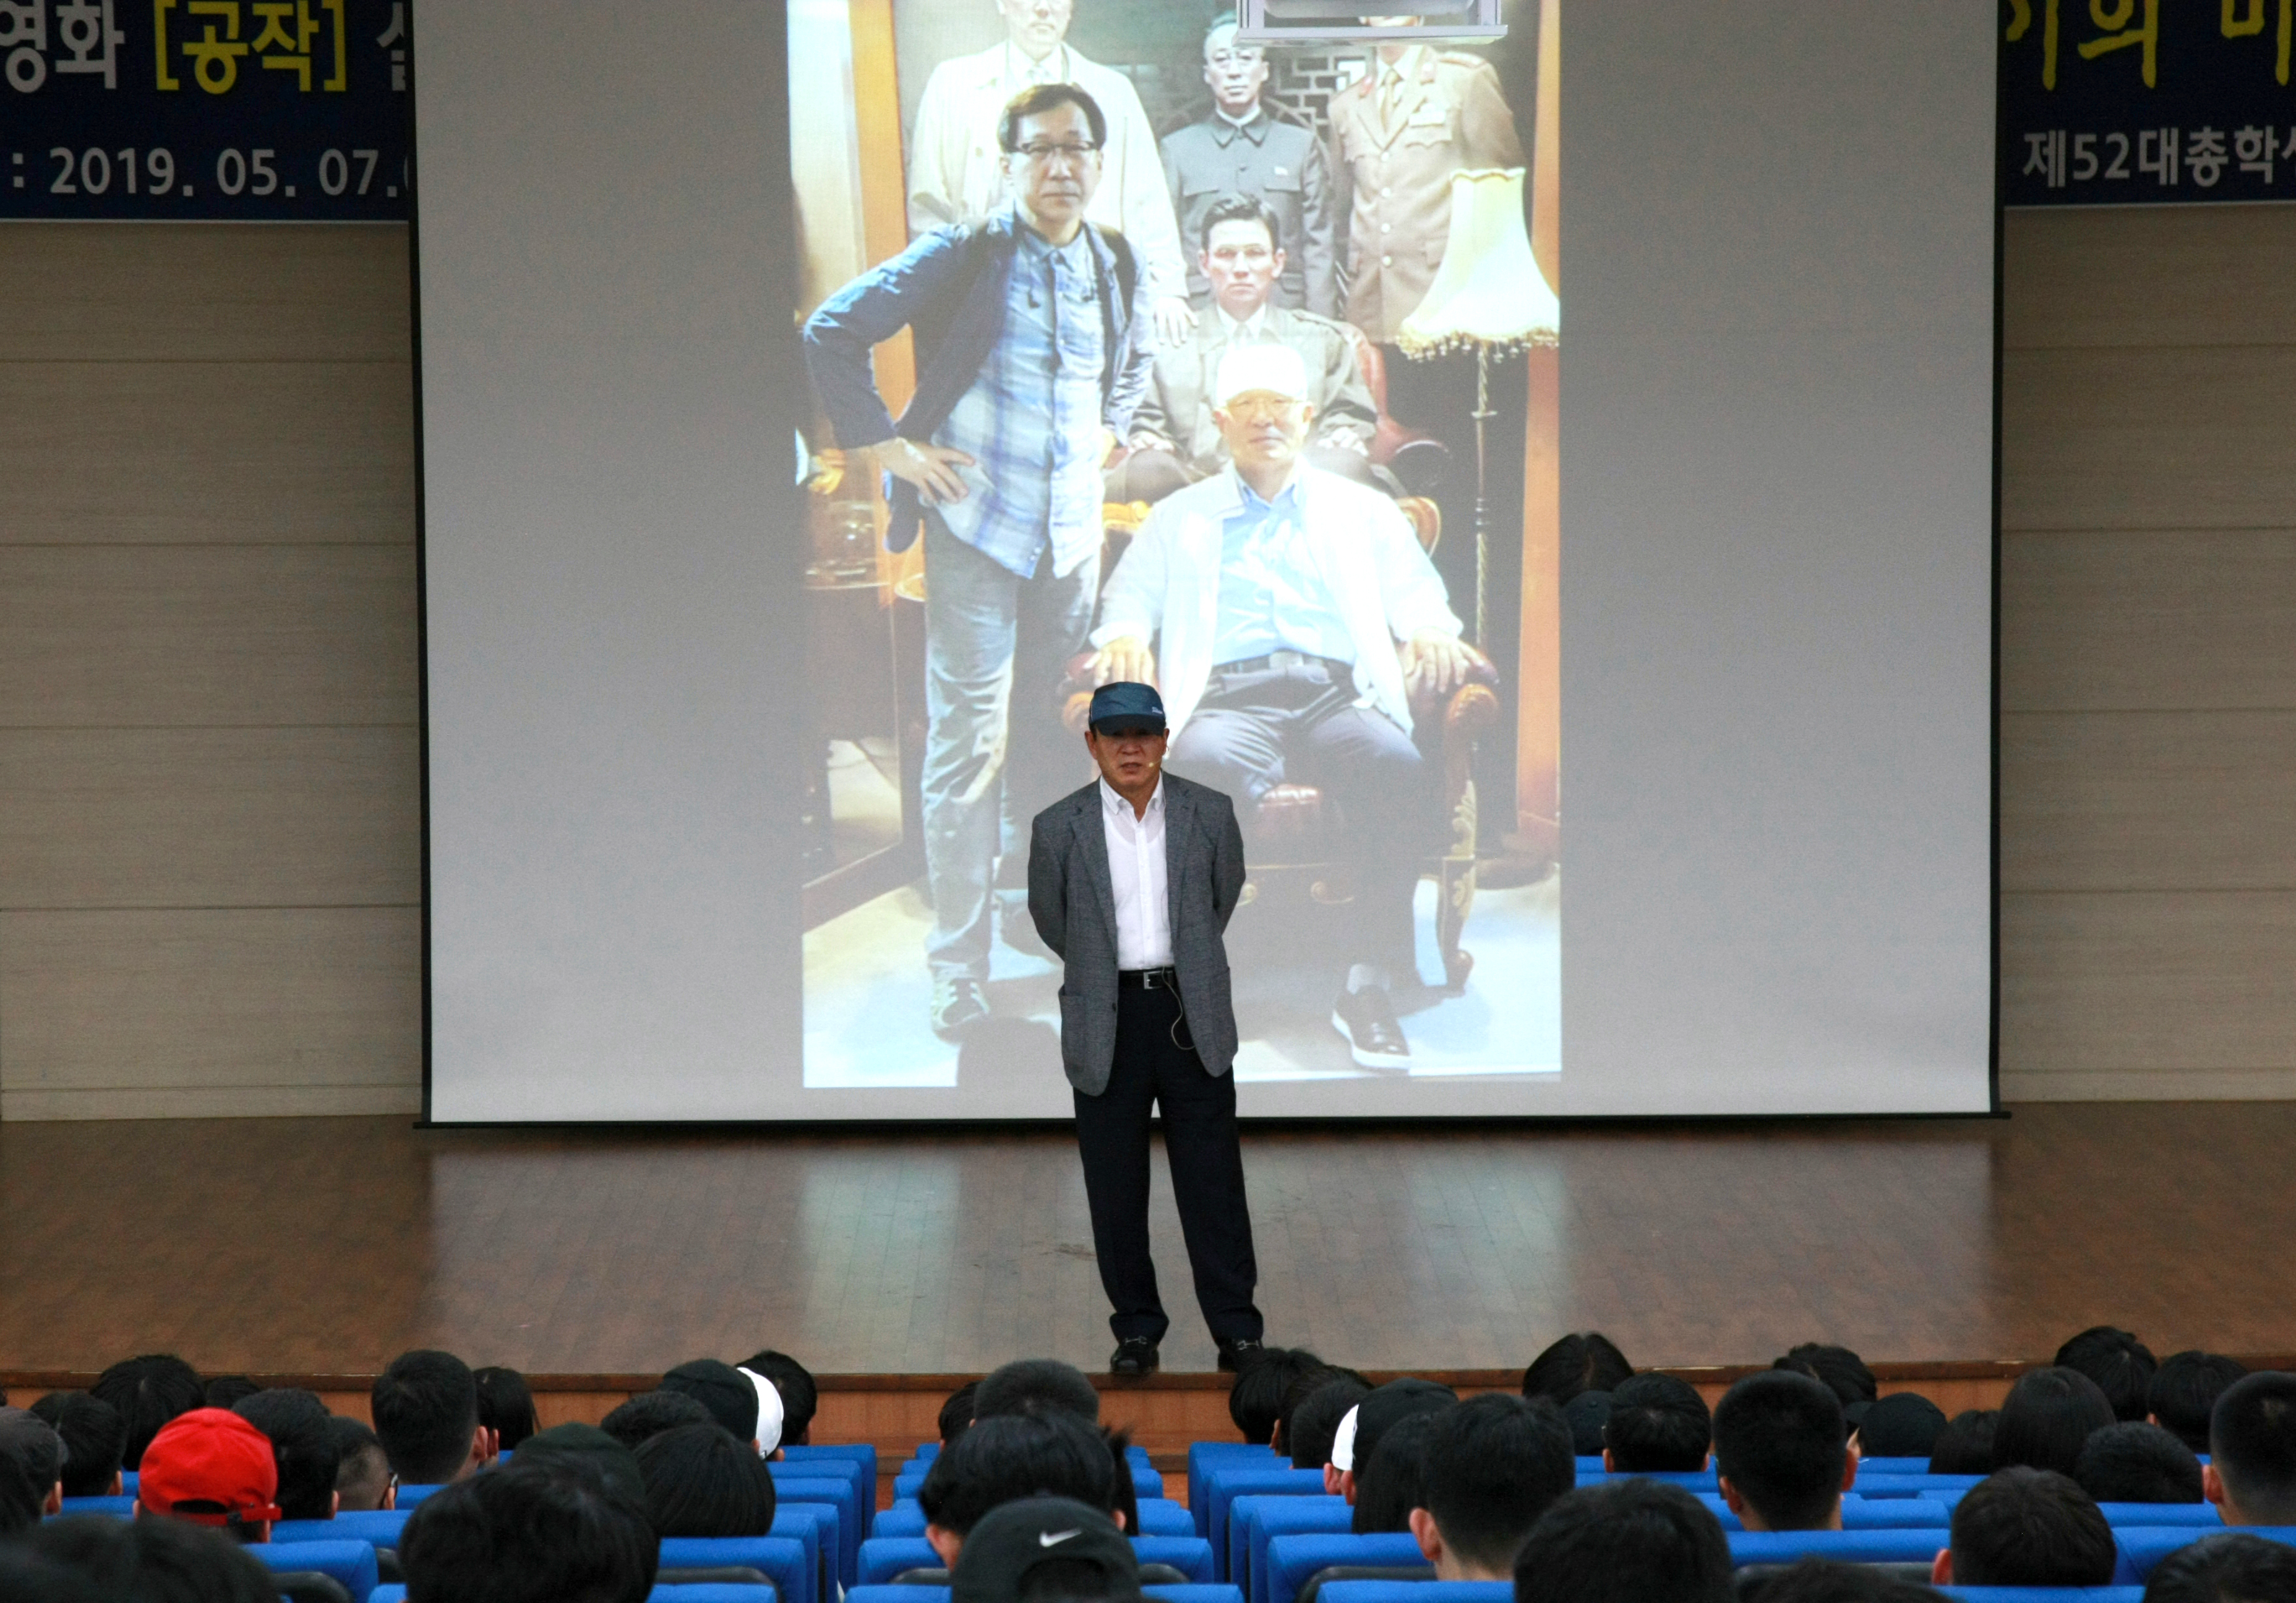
top-left (1211, 474), bottom-right (1356, 667)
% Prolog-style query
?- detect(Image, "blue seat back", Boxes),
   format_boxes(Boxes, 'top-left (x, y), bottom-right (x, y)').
top-left (1726, 1529), bottom-right (1951, 1567)
top-left (771, 1477), bottom-right (857, 1580)
top-left (253, 1538), bottom-right (379, 1603)
top-left (56, 1495), bottom-right (136, 1518)
top-left (859, 1536), bottom-right (939, 1585)
top-left (875, 1495), bottom-right (1191, 1544)
top-left (273, 1510), bottom-right (414, 1550)
top-left (844, 1588), bottom-right (1238, 1603)
top-left (1858, 1458), bottom-right (1935, 1476)
top-left (2114, 1525), bottom-right (2296, 1581)
top-left (1853, 1473), bottom-right (1987, 1499)
top-left (2097, 1502), bottom-right (2220, 1527)
top-left (376, 1589), bottom-right (777, 1603)
top-left (1136, 1536), bottom-right (1217, 1583)
top-left (1191, 1443), bottom-right (1279, 1526)
top-left (1206, 1468), bottom-right (1329, 1567)
top-left (1316, 1583), bottom-right (1511, 1603)
top-left (393, 1482), bottom-right (445, 1507)
top-left (659, 1534), bottom-right (813, 1603)
top-left (1262, 1531), bottom-right (1428, 1603)
top-left (1231, 1497), bottom-right (1348, 1600)
top-left (1940, 1591), bottom-right (2145, 1602)
top-left (769, 1503), bottom-right (831, 1594)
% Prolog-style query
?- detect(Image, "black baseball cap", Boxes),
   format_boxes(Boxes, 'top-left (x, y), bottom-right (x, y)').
top-left (952, 1495), bottom-right (1142, 1603)
top-left (1088, 682), bottom-right (1166, 736)
top-left (1563, 1390), bottom-right (1614, 1456)
top-left (660, 1360), bottom-right (758, 1445)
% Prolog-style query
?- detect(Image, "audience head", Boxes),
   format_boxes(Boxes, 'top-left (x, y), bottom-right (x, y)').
top-left (2152, 1351), bottom-right (2250, 1453)
top-left (1603, 1374), bottom-right (1710, 1473)
top-left (917, 1408), bottom-right (1121, 1568)
top-left (1412, 1392), bottom-right (1576, 1580)
top-left (89, 1355), bottom-right (204, 1471)
top-left (0, 1407), bottom-right (67, 1520)
top-left (1522, 1334), bottom-right (1632, 1407)
top-left (1336, 1379), bottom-right (1458, 1503)
top-left (231, 1388), bottom-right (339, 1521)
top-left (0, 1537), bottom-right (108, 1603)
top-left (2075, 1420), bottom-right (2204, 1505)
top-left (373, 1349), bottom-right (490, 1485)
top-left (2141, 1531), bottom-right (2296, 1603)
top-left (1851, 1392), bottom-right (1947, 1461)
top-left (27, 1511), bottom-right (279, 1603)
top-left (2207, 1370), bottom-right (2296, 1526)
top-left (1562, 1392), bottom-right (1612, 1457)
top-left (950, 1497), bottom-right (1141, 1603)
top-left (473, 1367), bottom-right (539, 1453)
top-left (32, 1393), bottom-right (127, 1498)
top-left (1228, 1346), bottom-right (1322, 1448)
top-left (1288, 1375), bottom-right (1370, 1472)
top-left (633, 1421), bottom-right (777, 1537)
top-left (742, 1351), bottom-right (818, 1447)
top-left (2057, 1325), bottom-right (2159, 1423)
top-left (940, 1381), bottom-right (980, 1447)
top-left (975, 1359), bottom-right (1101, 1424)
top-left (1927, 1409), bottom-right (1997, 1475)
top-left (398, 1454), bottom-right (658, 1603)
top-left (1936, 1466), bottom-right (2115, 1588)
top-left (513, 1423), bottom-right (647, 1505)
top-left (659, 1359), bottom-right (758, 1448)
top-left (135, 1408), bottom-right (283, 1542)
top-left (328, 1417), bottom-right (395, 1513)
top-left (202, 1377), bottom-right (260, 1411)
top-left (1513, 1477), bottom-right (1734, 1603)
top-left (1773, 1345), bottom-right (1878, 1419)
top-left (1736, 1560), bottom-right (1951, 1602)
top-left (1350, 1410), bottom-right (1439, 1535)
top-left (1711, 1370), bottom-right (1851, 1532)
top-left (601, 1390), bottom-right (713, 1453)
top-left (1993, 1365), bottom-right (2117, 1476)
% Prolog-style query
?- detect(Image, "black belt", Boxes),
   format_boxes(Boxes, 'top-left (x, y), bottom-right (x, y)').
top-left (1117, 967), bottom-right (1180, 990)
top-left (1210, 651), bottom-right (1352, 679)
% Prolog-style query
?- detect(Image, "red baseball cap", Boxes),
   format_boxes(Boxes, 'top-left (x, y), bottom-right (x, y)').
top-left (137, 1408), bottom-right (284, 1529)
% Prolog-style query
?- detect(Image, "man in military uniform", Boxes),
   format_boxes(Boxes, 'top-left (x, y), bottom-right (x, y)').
top-left (1160, 17), bottom-right (1339, 318)
top-left (1327, 27), bottom-right (1523, 343)
top-left (1110, 195), bottom-right (1377, 505)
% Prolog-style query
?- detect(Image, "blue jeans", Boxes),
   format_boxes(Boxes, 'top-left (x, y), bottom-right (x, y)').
top-left (920, 515), bottom-right (1099, 982)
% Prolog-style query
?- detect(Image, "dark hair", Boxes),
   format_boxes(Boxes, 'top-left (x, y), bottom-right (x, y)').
top-left (1522, 1335), bottom-right (1632, 1406)
top-left (1928, 1409), bottom-right (1997, 1475)
top-left (740, 1353), bottom-right (818, 1446)
top-left (2055, 1326), bottom-right (2159, 1423)
top-left (601, 1390), bottom-right (714, 1453)
top-left (1735, 1558), bottom-right (1949, 1602)
top-left (32, 1394), bottom-right (127, 1498)
top-left (401, 1458), bottom-right (658, 1603)
top-left (1604, 1375), bottom-right (1711, 1473)
top-left (372, 1349), bottom-right (481, 1484)
top-left (1420, 1393), bottom-right (1576, 1572)
top-left (2141, 1531), bottom-right (2296, 1603)
top-left (0, 1406), bottom-right (66, 1502)
top-left (1351, 1411), bottom-right (1439, 1535)
top-left (940, 1382), bottom-right (979, 1447)
top-left (329, 1416), bottom-right (393, 1511)
top-left (0, 1452), bottom-right (43, 1537)
top-left (28, 1513), bottom-right (278, 1603)
top-left (1852, 1393), bottom-right (1947, 1460)
top-left (2151, 1352), bottom-right (2249, 1453)
top-left (1228, 1348), bottom-right (1322, 1447)
top-left (1513, 1478), bottom-right (1733, 1603)
top-left (1103, 1426), bottom-right (1139, 1537)
top-left (1711, 1371), bottom-right (1847, 1531)
top-left (88, 1356), bottom-right (204, 1471)
top-left (917, 1411), bottom-right (1115, 1537)
top-left (474, 1367), bottom-right (539, 1452)
top-left (1289, 1376), bottom-right (1371, 1470)
top-left (1562, 1393), bottom-right (1612, 1457)
top-left (997, 83), bottom-right (1107, 155)
top-left (202, 1378), bottom-right (260, 1411)
top-left (633, 1422), bottom-right (776, 1538)
top-left (2073, 1421), bottom-right (2204, 1505)
top-left (232, 1389), bottom-right (341, 1521)
top-left (1992, 1366), bottom-right (2116, 1476)
top-left (659, 1361), bottom-right (757, 1445)
top-left (1948, 1466), bottom-right (2115, 1586)
top-left (1198, 193), bottom-right (1282, 254)
top-left (976, 1359), bottom-right (1100, 1424)
top-left (2210, 1370), bottom-right (2296, 1524)
top-left (1773, 1346), bottom-right (1878, 1410)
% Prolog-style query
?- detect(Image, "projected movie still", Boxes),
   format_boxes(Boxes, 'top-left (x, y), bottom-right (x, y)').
top-left (790, 1), bottom-right (1559, 1093)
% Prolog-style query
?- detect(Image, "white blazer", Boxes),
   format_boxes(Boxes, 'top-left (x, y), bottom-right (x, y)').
top-left (1092, 465), bottom-right (1462, 737)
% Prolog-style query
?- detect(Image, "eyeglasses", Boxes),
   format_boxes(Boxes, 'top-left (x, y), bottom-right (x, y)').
top-left (1222, 393), bottom-right (1302, 419)
top-left (1012, 140), bottom-right (1101, 168)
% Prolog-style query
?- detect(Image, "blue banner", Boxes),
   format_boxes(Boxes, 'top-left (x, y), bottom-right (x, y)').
top-left (2, 0), bottom-right (409, 219)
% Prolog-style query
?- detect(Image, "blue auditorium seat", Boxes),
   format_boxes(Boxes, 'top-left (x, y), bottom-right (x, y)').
top-left (870, 1495), bottom-right (1196, 1542)
top-left (859, 1534), bottom-right (945, 1584)
top-left (1315, 1583), bottom-right (1510, 1603)
top-left (1726, 1529), bottom-right (1955, 1567)
top-left (1230, 1495), bottom-right (1348, 1594)
top-left (372, 1590), bottom-right (773, 1603)
top-left (253, 1539), bottom-right (379, 1603)
top-left (1204, 1468), bottom-right (1329, 1564)
top-left (1136, 1536), bottom-right (1217, 1583)
top-left (273, 1510), bottom-right (414, 1551)
top-left (56, 1494), bottom-right (136, 1518)
top-left (1853, 1473), bottom-right (1988, 1498)
top-left (771, 1476), bottom-right (859, 1579)
top-left (1858, 1458), bottom-right (1935, 1476)
top-left (1191, 1442), bottom-right (1279, 1523)
top-left (843, 1587), bottom-right (1238, 1603)
top-left (893, 1460), bottom-right (1162, 1502)
top-left (122, 1472), bottom-right (139, 1494)
top-left (2113, 1524), bottom-right (2296, 1582)
top-left (659, 1534), bottom-right (813, 1603)
top-left (1939, 1592), bottom-right (2145, 1601)
top-left (1616, 1467), bottom-right (1719, 1489)
top-left (767, 1503), bottom-right (830, 1596)
top-left (393, 1482), bottom-right (445, 1507)
top-left (2096, 1502), bottom-right (2220, 1527)
top-left (1574, 1456), bottom-right (1604, 1476)
top-left (782, 1442), bottom-right (878, 1483)
top-left (1261, 1531), bottom-right (1428, 1603)
top-left (1686, 1492), bottom-right (1948, 1534)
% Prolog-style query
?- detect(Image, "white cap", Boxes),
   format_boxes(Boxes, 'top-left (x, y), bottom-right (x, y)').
top-left (738, 1366), bottom-right (786, 1457)
top-left (1214, 342), bottom-right (1309, 409)
top-left (1329, 1403), bottom-right (1362, 1473)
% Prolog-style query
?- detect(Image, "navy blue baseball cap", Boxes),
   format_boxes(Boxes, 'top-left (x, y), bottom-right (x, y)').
top-left (1088, 681), bottom-right (1167, 735)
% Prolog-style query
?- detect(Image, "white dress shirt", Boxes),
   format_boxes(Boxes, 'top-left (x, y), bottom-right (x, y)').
top-left (1100, 776), bottom-right (1173, 970)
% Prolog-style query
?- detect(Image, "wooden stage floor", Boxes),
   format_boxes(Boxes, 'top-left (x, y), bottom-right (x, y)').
top-left (5, 1103), bottom-right (2294, 1382)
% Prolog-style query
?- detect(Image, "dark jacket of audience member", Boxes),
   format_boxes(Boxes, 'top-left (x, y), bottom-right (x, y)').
top-left (1927, 1409), bottom-right (1997, 1475)
top-left (2057, 1325), bottom-right (2159, 1424)
top-left (473, 1367), bottom-right (539, 1453)
top-left (1604, 1374), bottom-right (1710, 1473)
top-left (372, 1349), bottom-right (492, 1486)
top-left (601, 1390), bottom-right (713, 1454)
top-left (1712, 1372), bottom-right (1853, 1532)
top-left (1934, 1466), bottom-right (2115, 1588)
top-left (1512, 1477), bottom-right (1734, 1603)
top-left (974, 1359), bottom-right (1101, 1424)
top-left (1992, 1366), bottom-right (2117, 1477)
top-left (399, 1458), bottom-right (658, 1603)
top-left (1289, 1377), bottom-right (1371, 1471)
top-left (2151, 1351), bottom-right (2250, 1454)
top-left (2207, 1370), bottom-right (2296, 1527)
top-left (328, 1417), bottom-right (395, 1513)
top-left (633, 1422), bottom-right (777, 1537)
top-left (1413, 1392), bottom-right (1575, 1580)
top-left (1228, 1348), bottom-right (1322, 1448)
top-left (31, 1393), bottom-right (127, 1498)
top-left (1521, 1334), bottom-right (1632, 1407)
top-left (915, 1409), bottom-right (1120, 1570)
top-left (88, 1355), bottom-right (203, 1471)
top-left (2141, 1531), bottom-right (2296, 1603)
top-left (233, 1389), bottom-right (340, 1521)
top-left (742, 1352), bottom-right (819, 1447)
top-left (27, 1511), bottom-right (280, 1603)
top-left (2075, 1421), bottom-right (2205, 1505)
top-left (1351, 1411), bottom-right (1441, 1535)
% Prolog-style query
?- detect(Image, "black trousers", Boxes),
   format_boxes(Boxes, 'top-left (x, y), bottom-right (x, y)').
top-left (1073, 980), bottom-right (1264, 1346)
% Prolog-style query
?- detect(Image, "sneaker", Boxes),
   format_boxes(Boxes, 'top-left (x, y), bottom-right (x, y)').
top-left (1216, 1337), bottom-right (1266, 1373)
top-left (930, 977), bottom-right (992, 1040)
top-left (1110, 1337), bottom-right (1160, 1377)
top-left (1331, 984), bottom-right (1411, 1069)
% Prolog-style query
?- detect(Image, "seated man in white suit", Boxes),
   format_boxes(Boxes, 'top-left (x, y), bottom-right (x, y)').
top-left (1083, 344), bottom-right (1482, 1069)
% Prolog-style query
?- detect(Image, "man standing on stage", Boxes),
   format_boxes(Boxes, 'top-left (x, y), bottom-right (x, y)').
top-left (1027, 680), bottom-right (1266, 1377)
top-left (805, 84), bottom-right (1155, 1041)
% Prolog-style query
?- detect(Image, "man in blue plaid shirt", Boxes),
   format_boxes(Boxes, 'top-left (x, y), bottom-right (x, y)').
top-left (806, 83), bottom-right (1157, 1040)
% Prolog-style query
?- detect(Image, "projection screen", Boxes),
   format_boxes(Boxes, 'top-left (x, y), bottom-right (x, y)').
top-left (416, 0), bottom-right (1997, 1121)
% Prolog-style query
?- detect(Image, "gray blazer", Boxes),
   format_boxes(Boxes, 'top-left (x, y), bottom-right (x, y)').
top-left (1027, 773), bottom-right (1247, 1095)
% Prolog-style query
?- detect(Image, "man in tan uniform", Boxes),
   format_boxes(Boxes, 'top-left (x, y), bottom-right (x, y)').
top-left (1327, 38), bottom-right (1524, 343)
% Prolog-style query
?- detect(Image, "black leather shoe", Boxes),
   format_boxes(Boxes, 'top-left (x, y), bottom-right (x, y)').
top-left (1216, 1338), bottom-right (1266, 1373)
top-left (1331, 984), bottom-right (1411, 1068)
top-left (1110, 1338), bottom-right (1160, 1377)
top-left (930, 977), bottom-right (992, 1040)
